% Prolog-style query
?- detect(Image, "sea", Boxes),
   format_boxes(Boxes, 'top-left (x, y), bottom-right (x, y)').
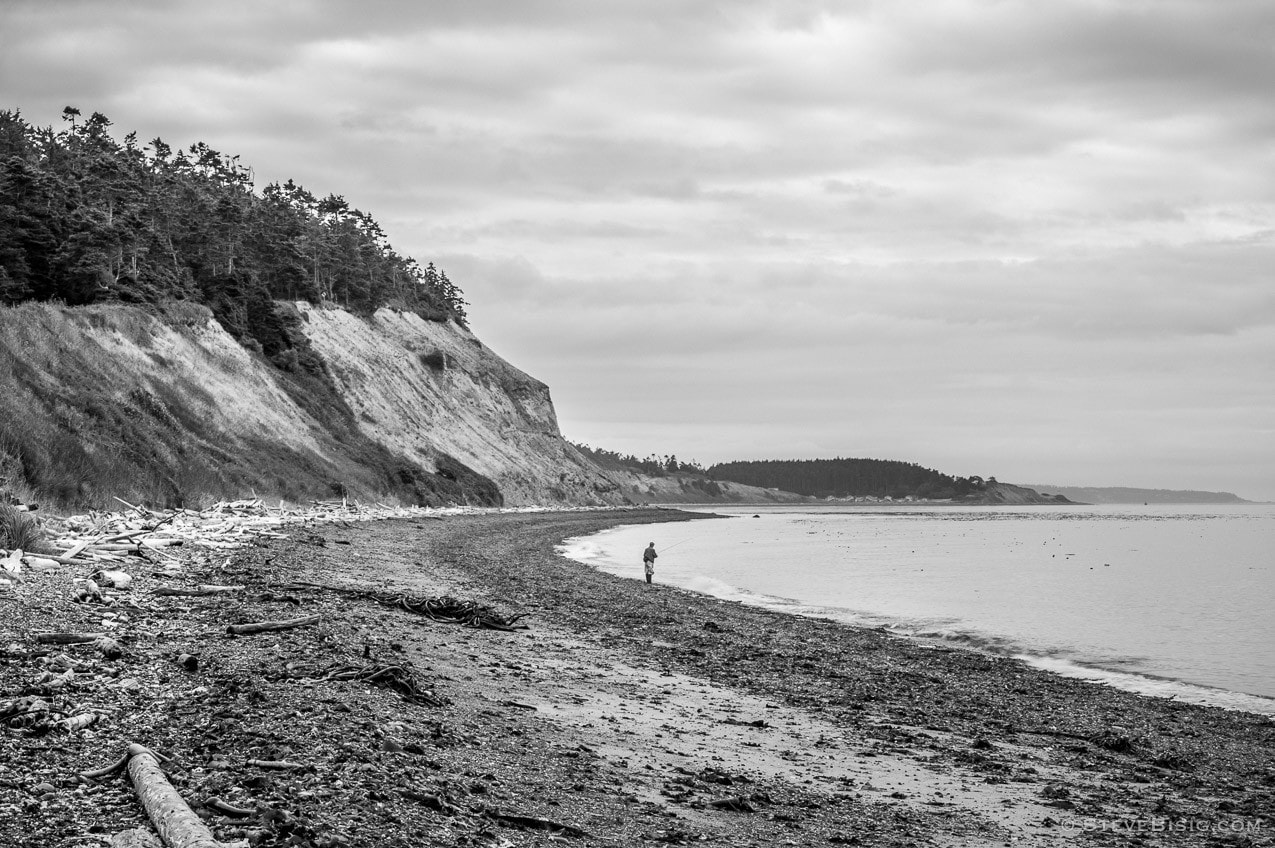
top-left (559, 503), bottom-right (1275, 715)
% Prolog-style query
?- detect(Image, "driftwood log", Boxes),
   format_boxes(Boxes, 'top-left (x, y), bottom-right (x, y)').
top-left (226, 615), bottom-right (320, 636)
top-left (246, 758), bottom-right (307, 770)
top-left (482, 808), bottom-right (588, 838)
top-left (125, 743), bottom-right (243, 848)
top-left (34, 632), bottom-right (107, 645)
top-left (56, 713), bottom-right (100, 733)
top-left (153, 585), bottom-right (243, 597)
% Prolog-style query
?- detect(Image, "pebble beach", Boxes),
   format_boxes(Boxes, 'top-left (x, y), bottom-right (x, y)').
top-left (3, 507), bottom-right (1272, 846)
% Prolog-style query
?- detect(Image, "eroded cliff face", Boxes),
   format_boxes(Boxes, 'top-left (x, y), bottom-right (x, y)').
top-left (0, 301), bottom-right (623, 508)
top-left (294, 305), bottom-right (621, 506)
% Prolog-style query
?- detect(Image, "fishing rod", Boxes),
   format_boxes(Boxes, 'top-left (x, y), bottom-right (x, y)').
top-left (659, 537), bottom-right (695, 553)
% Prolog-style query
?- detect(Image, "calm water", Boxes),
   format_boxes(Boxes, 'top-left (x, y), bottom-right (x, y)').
top-left (560, 504), bottom-right (1275, 714)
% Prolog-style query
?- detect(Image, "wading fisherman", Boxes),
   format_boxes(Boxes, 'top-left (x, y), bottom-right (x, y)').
top-left (643, 542), bottom-right (658, 584)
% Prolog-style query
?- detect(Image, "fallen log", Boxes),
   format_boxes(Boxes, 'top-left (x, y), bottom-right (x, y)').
top-left (226, 615), bottom-right (320, 636)
top-left (125, 743), bottom-right (244, 848)
top-left (34, 632), bottom-right (107, 645)
top-left (57, 712), bottom-right (100, 733)
top-left (246, 759), bottom-right (307, 771)
top-left (483, 808), bottom-right (588, 838)
top-left (153, 585), bottom-right (243, 597)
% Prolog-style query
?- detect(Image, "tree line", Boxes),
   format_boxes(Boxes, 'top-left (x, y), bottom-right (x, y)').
top-left (706, 458), bottom-right (987, 500)
top-left (0, 108), bottom-right (468, 337)
top-left (570, 443), bottom-right (706, 477)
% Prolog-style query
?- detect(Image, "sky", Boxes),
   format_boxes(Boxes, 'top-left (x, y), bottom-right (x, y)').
top-left (3, 0), bottom-right (1273, 500)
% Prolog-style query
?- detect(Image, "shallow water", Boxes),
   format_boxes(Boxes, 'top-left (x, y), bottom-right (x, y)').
top-left (560, 503), bottom-right (1275, 714)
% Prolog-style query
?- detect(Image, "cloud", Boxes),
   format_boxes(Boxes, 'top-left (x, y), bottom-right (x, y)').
top-left (3, 0), bottom-right (1274, 497)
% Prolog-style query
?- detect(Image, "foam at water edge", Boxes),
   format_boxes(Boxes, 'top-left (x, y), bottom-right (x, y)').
top-left (1016, 655), bottom-right (1275, 716)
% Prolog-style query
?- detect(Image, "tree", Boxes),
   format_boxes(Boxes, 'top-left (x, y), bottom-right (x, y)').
top-left (0, 109), bottom-right (471, 327)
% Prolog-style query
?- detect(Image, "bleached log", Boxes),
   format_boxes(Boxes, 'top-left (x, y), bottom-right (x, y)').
top-left (57, 712), bottom-right (100, 732)
top-left (125, 743), bottom-right (238, 848)
top-left (246, 758), bottom-right (306, 770)
top-left (141, 538), bottom-right (185, 548)
top-left (226, 614), bottom-right (320, 636)
top-left (152, 585), bottom-right (243, 597)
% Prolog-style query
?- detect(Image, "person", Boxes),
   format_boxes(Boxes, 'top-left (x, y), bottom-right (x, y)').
top-left (642, 542), bottom-right (658, 584)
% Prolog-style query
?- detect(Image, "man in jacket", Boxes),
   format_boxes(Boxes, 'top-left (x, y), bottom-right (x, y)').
top-left (643, 542), bottom-right (658, 584)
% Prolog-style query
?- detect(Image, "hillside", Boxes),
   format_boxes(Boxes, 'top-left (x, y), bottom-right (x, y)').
top-left (0, 301), bottom-right (622, 508)
top-left (964, 481), bottom-right (1073, 505)
top-left (0, 109), bottom-right (636, 509)
top-left (1020, 485), bottom-right (1250, 505)
top-left (708, 457), bottom-right (988, 501)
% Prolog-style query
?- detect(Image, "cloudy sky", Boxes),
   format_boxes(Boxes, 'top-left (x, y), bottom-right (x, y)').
top-left (4, 0), bottom-right (1273, 499)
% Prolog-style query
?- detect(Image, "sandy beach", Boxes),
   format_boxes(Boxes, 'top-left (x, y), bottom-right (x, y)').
top-left (3, 508), bottom-right (1272, 847)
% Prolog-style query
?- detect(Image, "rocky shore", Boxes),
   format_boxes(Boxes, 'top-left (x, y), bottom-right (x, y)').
top-left (3, 508), bottom-right (1272, 847)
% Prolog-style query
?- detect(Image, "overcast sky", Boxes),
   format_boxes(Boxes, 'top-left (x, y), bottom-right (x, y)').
top-left (3, 0), bottom-right (1273, 499)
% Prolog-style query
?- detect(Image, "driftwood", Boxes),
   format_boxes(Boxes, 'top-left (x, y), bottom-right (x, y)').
top-left (56, 713), bottom-right (100, 733)
top-left (246, 758), bottom-right (306, 770)
top-left (81, 752), bottom-right (131, 781)
top-left (483, 808), bottom-right (588, 838)
top-left (93, 570), bottom-right (134, 589)
top-left (369, 592), bottom-right (526, 631)
top-left (153, 585), bottom-right (243, 597)
top-left (125, 743), bottom-right (243, 848)
top-left (34, 632), bottom-right (107, 645)
top-left (322, 663), bottom-right (447, 707)
top-left (226, 615), bottom-right (320, 636)
top-left (29, 668), bottom-right (75, 695)
top-left (203, 797), bottom-right (256, 818)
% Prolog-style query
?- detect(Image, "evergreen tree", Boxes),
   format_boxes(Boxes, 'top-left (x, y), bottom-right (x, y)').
top-left (0, 108), bottom-right (471, 328)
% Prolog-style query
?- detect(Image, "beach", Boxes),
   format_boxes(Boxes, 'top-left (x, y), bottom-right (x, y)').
top-left (3, 508), bottom-right (1272, 847)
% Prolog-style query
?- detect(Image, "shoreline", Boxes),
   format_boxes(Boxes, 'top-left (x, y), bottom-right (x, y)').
top-left (3, 507), bottom-right (1272, 846)
top-left (564, 525), bottom-right (1275, 718)
top-left (572, 504), bottom-right (1275, 717)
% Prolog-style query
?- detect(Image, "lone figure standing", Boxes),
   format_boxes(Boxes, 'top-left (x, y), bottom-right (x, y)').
top-left (643, 542), bottom-right (658, 584)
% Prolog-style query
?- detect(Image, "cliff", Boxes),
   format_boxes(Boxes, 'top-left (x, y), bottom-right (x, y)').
top-left (0, 301), bottom-right (621, 509)
top-left (293, 304), bottom-right (620, 506)
top-left (960, 481), bottom-right (1075, 505)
